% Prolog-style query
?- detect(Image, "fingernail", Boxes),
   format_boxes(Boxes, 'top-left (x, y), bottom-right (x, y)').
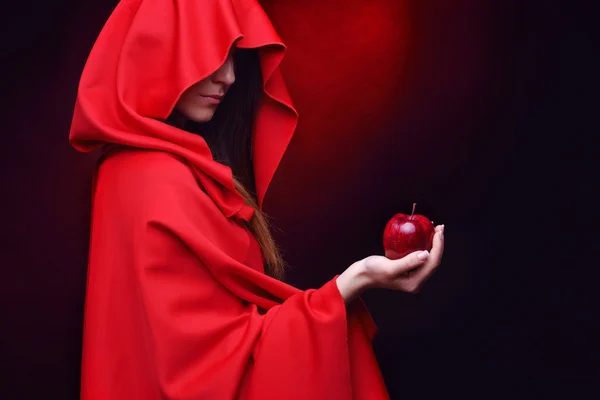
top-left (440, 224), bottom-right (445, 233)
top-left (417, 250), bottom-right (429, 261)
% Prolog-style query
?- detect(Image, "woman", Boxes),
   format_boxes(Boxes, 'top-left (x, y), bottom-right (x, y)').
top-left (70, 0), bottom-right (445, 399)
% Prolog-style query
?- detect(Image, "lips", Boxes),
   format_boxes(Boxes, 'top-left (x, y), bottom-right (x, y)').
top-left (199, 94), bottom-right (223, 105)
top-left (202, 94), bottom-right (223, 100)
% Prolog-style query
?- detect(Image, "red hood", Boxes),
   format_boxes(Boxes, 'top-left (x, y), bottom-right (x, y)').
top-left (69, 0), bottom-right (298, 218)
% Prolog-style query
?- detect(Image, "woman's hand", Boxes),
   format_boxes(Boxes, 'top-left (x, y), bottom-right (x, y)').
top-left (336, 225), bottom-right (445, 303)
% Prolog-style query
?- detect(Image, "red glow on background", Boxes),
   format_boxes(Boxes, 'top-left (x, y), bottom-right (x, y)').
top-left (261, 0), bottom-right (411, 213)
top-left (260, 1), bottom-right (489, 231)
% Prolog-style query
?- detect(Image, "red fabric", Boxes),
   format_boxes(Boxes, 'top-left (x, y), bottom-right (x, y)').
top-left (70, 0), bottom-right (389, 398)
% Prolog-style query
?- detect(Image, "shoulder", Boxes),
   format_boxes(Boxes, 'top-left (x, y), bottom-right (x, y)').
top-left (98, 147), bottom-right (195, 188)
top-left (93, 147), bottom-right (251, 263)
top-left (94, 147), bottom-right (213, 217)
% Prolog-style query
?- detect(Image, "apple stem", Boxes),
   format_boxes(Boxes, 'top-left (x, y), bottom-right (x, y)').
top-left (410, 203), bottom-right (416, 220)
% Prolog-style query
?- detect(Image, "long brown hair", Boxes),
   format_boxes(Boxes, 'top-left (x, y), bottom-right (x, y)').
top-left (174, 48), bottom-right (286, 280)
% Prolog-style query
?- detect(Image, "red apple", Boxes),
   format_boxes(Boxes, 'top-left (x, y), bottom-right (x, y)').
top-left (383, 203), bottom-right (435, 260)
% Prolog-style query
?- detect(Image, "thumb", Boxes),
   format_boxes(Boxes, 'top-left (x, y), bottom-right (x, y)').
top-left (390, 250), bottom-right (430, 274)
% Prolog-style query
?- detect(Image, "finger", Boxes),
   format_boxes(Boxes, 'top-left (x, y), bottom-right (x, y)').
top-left (400, 225), bottom-right (444, 278)
top-left (431, 225), bottom-right (444, 260)
top-left (413, 228), bottom-right (444, 280)
top-left (387, 250), bottom-right (430, 277)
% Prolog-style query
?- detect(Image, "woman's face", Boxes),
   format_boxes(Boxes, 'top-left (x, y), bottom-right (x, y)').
top-left (174, 51), bottom-right (236, 123)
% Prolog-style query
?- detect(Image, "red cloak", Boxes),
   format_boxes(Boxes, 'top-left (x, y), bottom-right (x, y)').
top-left (69, 0), bottom-right (389, 398)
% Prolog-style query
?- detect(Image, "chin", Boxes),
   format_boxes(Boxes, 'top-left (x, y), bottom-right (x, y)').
top-left (187, 110), bottom-right (216, 123)
top-left (174, 105), bottom-right (216, 124)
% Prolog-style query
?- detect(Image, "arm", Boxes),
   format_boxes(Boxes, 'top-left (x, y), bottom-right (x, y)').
top-left (136, 219), bottom-right (356, 399)
top-left (94, 150), bottom-right (388, 399)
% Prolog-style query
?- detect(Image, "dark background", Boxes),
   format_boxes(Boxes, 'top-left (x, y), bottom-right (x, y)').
top-left (1, 0), bottom-right (597, 399)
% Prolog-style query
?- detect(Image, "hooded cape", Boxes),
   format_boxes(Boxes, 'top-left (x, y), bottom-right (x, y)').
top-left (70, 0), bottom-right (389, 398)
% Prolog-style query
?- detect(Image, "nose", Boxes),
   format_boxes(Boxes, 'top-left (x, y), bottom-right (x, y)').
top-left (212, 56), bottom-right (235, 87)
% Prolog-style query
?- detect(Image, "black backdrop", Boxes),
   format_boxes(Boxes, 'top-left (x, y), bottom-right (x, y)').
top-left (1, 1), bottom-right (597, 398)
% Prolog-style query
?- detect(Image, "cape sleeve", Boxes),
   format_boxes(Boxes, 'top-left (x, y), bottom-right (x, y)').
top-left (94, 149), bottom-right (388, 400)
